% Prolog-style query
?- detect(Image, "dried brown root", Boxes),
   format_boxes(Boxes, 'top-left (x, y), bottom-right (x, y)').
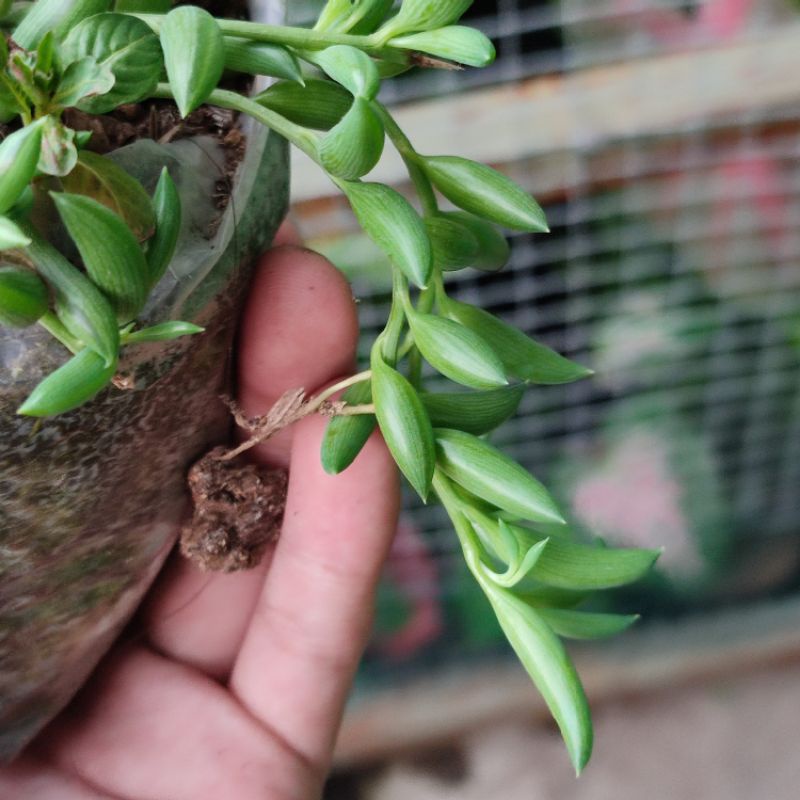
top-left (180, 376), bottom-right (372, 572)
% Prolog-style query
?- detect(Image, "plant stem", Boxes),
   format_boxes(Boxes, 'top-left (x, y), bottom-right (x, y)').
top-left (312, 370), bottom-right (372, 406)
top-left (375, 102), bottom-right (438, 216)
top-left (379, 270), bottom-right (409, 365)
top-left (37, 312), bottom-right (81, 354)
top-left (334, 403), bottom-right (376, 416)
top-left (135, 13), bottom-right (390, 55)
top-left (433, 470), bottom-right (490, 582)
top-left (151, 84), bottom-right (321, 163)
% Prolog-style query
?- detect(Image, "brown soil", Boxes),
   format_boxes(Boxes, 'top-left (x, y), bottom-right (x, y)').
top-left (180, 448), bottom-right (288, 572)
top-left (62, 103), bottom-right (246, 210)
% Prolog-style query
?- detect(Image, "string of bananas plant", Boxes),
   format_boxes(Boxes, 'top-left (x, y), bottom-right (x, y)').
top-left (0, 0), bottom-right (660, 773)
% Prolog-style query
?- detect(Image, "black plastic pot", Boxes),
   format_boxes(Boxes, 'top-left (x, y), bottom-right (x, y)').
top-left (0, 1), bottom-right (289, 761)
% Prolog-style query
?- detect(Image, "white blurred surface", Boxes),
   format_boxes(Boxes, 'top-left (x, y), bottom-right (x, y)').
top-left (366, 662), bottom-right (800, 800)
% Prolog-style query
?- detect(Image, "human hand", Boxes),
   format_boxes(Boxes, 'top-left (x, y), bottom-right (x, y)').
top-left (0, 229), bottom-right (400, 800)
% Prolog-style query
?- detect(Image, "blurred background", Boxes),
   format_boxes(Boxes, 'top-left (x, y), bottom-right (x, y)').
top-left (287, 1), bottom-right (800, 796)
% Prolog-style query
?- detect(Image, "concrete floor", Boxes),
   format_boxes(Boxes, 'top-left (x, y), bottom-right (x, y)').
top-left (355, 661), bottom-right (800, 800)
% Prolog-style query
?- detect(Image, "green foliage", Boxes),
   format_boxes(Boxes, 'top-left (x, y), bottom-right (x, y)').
top-left (425, 214), bottom-right (479, 271)
top-left (342, 181), bottom-right (432, 287)
top-left (440, 211), bottom-right (510, 272)
top-left (436, 428), bottom-right (565, 525)
top-left (0, 0), bottom-right (658, 769)
top-left (321, 380), bottom-right (376, 474)
top-left (535, 608), bottom-right (639, 641)
top-left (17, 346), bottom-right (116, 416)
top-left (0, 265), bottom-right (48, 326)
top-left (446, 299), bottom-right (594, 384)
top-left (254, 78), bottom-right (352, 131)
top-left (372, 350), bottom-right (436, 500)
top-left (0, 216), bottom-right (31, 249)
top-left (61, 150), bottom-right (155, 242)
top-left (0, 120), bottom-right (44, 213)
top-left (501, 521), bottom-right (661, 590)
top-left (223, 38), bottom-right (303, 83)
top-left (24, 227), bottom-right (120, 365)
top-left (145, 167), bottom-right (181, 286)
top-left (407, 311), bottom-right (508, 389)
top-left (61, 13), bottom-right (162, 112)
top-left (377, 0), bottom-right (473, 40)
top-left (421, 155), bottom-right (549, 232)
top-left (52, 56), bottom-right (115, 108)
top-left (421, 385), bottom-right (524, 436)
top-left (389, 26), bottom-right (495, 68)
top-left (485, 584), bottom-right (593, 774)
top-left (13, 0), bottom-right (111, 49)
top-left (314, 44), bottom-right (380, 100)
top-left (52, 192), bottom-right (148, 321)
top-left (159, 6), bottom-right (224, 117)
top-left (124, 320), bottom-right (204, 343)
top-left (320, 96), bottom-right (385, 179)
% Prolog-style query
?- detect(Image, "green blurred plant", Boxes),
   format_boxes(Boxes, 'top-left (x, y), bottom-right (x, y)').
top-left (0, 0), bottom-right (659, 772)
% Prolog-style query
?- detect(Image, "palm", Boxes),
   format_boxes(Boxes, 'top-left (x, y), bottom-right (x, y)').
top-left (0, 235), bottom-right (400, 800)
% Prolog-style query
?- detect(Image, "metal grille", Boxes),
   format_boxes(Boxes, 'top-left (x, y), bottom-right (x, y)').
top-left (291, 1), bottom-right (800, 687)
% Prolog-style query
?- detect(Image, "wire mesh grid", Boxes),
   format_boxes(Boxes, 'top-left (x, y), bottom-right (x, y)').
top-left (291, 1), bottom-right (800, 686)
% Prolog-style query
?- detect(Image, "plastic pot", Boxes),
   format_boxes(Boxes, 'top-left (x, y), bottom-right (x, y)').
top-left (0, 0), bottom-right (289, 761)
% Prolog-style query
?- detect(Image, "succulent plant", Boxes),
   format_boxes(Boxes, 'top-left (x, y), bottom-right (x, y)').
top-left (0, 0), bottom-right (660, 772)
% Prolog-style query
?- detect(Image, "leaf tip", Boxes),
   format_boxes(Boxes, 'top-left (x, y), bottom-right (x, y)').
top-left (569, 731), bottom-right (593, 777)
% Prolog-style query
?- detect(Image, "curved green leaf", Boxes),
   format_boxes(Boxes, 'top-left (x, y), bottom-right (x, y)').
top-left (347, 0), bottom-right (395, 34)
top-left (372, 351), bottom-right (435, 499)
top-left (378, 0), bottom-right (472, 39)
top-left (0, 120), bottom-right (44, 214)
top-left (53, 192), bottom-right (148, 322)
top-left (409, 311), bottom-right (507, 389)
top-left (17, 347), bottom-right (116, 417)
top-left (315, 0), bottom-right (394, 34)
top-left (505, 521), bottom-right (661, 590)
top-left (13, 0), bottom-right (111, 49)
top-left (254, 78), bottom-right (352, 131)
top-left (124, 320), bottom-right (203, 343)
top-left (23, 229), bottom-right (119, 365)
top-left (321, 380), bottom-right (376, 475)
top-left (440, 211), bottom-right (510, 272)
top-left (320, 96), bottom-right (385, 179)
top-left (0, 266), bottom-right (48, 327)
top-left (422, 155), bottom-right (548, 232)
top-left (425, 214), bottom-right (479, 271)
top-left (314, 44), bottom-right (380, 100)
top-left (62, 13), bottom-right (163, 113)
top-left (421, 385), bottom-right (524, 436)
top-left (446, 299), bottom-right (593, 384)
top-left (435, 428), bottom-right (565, 525)
top-left (485, 584), bottom-right (593, 774)
top-left (223, 37), bottom-right (303, 83)
top-left (342, 181), bottom-right (432, 288)
top-left (314, 0), bottom-right (356, 32)
top-left (38, 116), bottom-right (78, 177)
top-left (114, 0), bottom-right (170, 10)
top-left (52, 56), bottom-right (116, 109)
top-left (0, 216), bottom-right (32, 250)
top-left (485, 538), bottom-right (549, 588)
top-left (145, 166), bottom-right (181, 286)
top-left (536, 608), bottom-right (639, 641)
top-left (61, 150), bottom-right (155, 242)
top-left (389, 26), bottom-right (495, 68)
top-left (160, 6), bottom-right (225, 117)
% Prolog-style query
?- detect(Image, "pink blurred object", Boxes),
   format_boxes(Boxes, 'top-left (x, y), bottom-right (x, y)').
top-left (374, 517), bottom-right (443, 661)
top-left (615, 0), bottom-right (753, 46)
